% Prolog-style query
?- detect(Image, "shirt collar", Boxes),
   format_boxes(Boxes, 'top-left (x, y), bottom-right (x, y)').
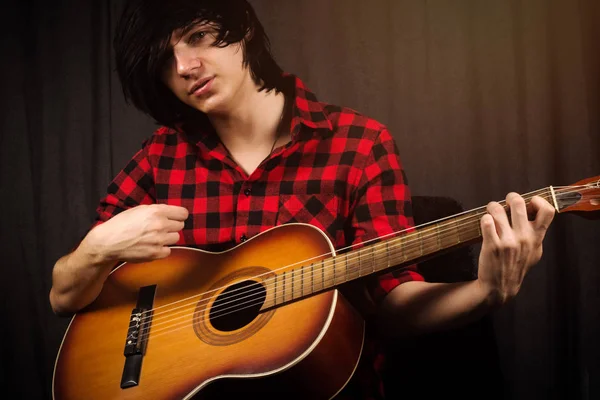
top-left (287, 74), bottom-right (334, 140)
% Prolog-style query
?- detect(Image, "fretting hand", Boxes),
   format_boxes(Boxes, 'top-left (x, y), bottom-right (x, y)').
top-left (477, 192), bottom-right (556, 305)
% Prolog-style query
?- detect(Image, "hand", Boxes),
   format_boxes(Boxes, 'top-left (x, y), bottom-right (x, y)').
top-left (477, 192), bottom-right (556, 306)
top-left (81, 204), bottom-right (189, 263)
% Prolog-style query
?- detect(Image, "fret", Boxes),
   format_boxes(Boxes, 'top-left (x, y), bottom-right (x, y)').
top-left (321, 259), bottom-right (325, 291)
top-left (344, 252), bottom-right (351, 283)
top-left (345, 252), bottom-right (350, 282)
top-left (429, 226), bottom-right (441, 253)
top-left (457, 216), bottom-right (480, 243)
top-left (300, 266), bottom-right (304, 297)
top-left (451, 219), bottom-right (461, 245)
top-left (291, 268), bottom-right (295, 300)
top-left (371, 246), bottom-right (375, 274)
top-left (273, 273), bottom-right (278, 307)
top-left (438, 220), bottom-right (458, 249)
top-left (333, 253), bottom-right (348, 285)
top-left (311, 263), bottom-right (314, 295)
top-left (282, 271), bottom-right (287, 303)
top-left (421, 226), bottom-right (439, 256)
top-left (458, 217), bottom-right (469, 242)
top-left (468, 218), bottom-right (482, 240)
top-left (341, 253), bottom-right (345, 284)
top-left (357, 249), bottom-right (361, 278)
top-left (299, 267), bottom-right (303, 298)
top-left (334, 253), bottom-right (341, 285)
top-left (386, 242), bottom-right (390, 271)
top-left (296, 267), bottom-right (303, 299)
top-left (401, 235), bottom-right (409, 262)
top-left (348, 252), bottom-right (354, 283)
top-left (332, 257), bottom-right (336, 286)
top-left (402, 232), bottom-right (421, 261)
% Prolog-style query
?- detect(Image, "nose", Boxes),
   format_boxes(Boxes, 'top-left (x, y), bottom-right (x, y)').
top-left (173, 47), bottom-right (202, 78)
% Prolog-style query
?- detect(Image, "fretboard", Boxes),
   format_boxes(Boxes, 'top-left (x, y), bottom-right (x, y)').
top-left (262, 187), bottom-right (557, 309)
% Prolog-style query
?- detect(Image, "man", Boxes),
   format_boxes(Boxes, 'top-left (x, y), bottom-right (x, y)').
top-left (49, 0), bottom-right (556, 398)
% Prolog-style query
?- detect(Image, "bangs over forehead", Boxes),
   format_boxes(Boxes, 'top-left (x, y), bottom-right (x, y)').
top-left (124, 0), bottom-right (252, 70)
top-left (159, 2), bottom-right (251, 46)
top-left (114, 0), bottom-right (284, 128)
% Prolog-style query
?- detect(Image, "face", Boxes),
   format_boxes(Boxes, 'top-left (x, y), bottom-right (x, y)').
top-left (161, 23), bottom-right (255, 115)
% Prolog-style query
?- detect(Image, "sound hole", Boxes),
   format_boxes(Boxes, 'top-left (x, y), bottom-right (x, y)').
top-left (210, 280), bottom-right (266, 332)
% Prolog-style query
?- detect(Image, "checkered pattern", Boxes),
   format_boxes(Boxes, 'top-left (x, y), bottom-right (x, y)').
top-left (92, 74), bottom-right (424, 398)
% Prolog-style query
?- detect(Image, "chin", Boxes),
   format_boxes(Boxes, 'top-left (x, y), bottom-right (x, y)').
top-left (187, 96), bottom-right (215, 114)
top-left (195, 95), bottom-right (232, 116)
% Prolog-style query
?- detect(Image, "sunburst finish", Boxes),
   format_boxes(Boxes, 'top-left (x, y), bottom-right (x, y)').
top-left (53, 224), bottom-right (365, 400)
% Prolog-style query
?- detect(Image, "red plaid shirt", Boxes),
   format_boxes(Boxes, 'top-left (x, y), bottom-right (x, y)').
top-left (93, 74), bottom-right (423, 399)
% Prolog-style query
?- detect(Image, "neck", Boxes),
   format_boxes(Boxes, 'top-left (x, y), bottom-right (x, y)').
top-left (208, 77), bottom-right (287, 152)
top-left (261, 186), bottom-right (571, 311)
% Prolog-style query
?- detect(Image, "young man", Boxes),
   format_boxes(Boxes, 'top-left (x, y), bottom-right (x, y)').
top-left (49, 0), bottom-right (556, 398)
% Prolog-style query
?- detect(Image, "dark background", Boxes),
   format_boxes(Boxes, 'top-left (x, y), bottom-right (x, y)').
top-left (1, 0), bottom-right (599, 399)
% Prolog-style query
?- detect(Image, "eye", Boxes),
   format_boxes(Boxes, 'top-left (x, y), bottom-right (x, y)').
top-left (189, 31), bottom-right (207, 44)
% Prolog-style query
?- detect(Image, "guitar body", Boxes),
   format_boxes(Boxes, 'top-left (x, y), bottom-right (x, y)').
top-left (53, 224), bottom-right (365, 400)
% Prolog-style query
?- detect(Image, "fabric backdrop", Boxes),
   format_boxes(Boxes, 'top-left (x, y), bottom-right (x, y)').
top-left (1, 0), bottom-right (598, 398)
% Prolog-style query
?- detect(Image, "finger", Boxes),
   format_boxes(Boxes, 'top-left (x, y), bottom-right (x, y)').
top-left (157, 204), bottom-right (190, 221)
top-left (163, 219), bottom-right (185, 233)
top-left (162, 232), bottom-right (181, 246)
top-left (486, 201), bottom-right (511, 238)
top-left (155, 246), bottom-right (172, 260)
top-left (530, 195), bottom-right (556, 234)
top-left (506, 192), bottom-right (529, 233)
top-left (480, 213), bottom-right (501, 247)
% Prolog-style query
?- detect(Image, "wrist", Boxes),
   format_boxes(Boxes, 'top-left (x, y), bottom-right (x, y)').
top-left (77, 228), bottom-right (114, 267)
top-left (475, 279), bottom-right (505, 310)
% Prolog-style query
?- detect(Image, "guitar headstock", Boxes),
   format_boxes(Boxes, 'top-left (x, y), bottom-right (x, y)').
top-left (554, 175), bottom-right (600, 219)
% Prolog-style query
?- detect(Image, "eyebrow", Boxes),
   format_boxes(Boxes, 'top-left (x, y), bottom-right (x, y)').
top-left (172, 22), bottom-right (216, 47)
top-left (180, 20), bottom-right (215, 37)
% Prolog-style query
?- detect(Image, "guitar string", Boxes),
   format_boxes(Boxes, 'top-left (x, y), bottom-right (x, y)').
top-left (138, 246), bottom-right (469, 341)
top-left (135, 189), bottom-right (598, 341)
top-left (127, 186), bottom-right (595, 339)
top-left (139, 184), bottom-right (592, 321)
top-left (138, 186), bottom-right (563, 321)
top-left (139, 192), bottom-right (600, 342)
top-left (130, 185), bottom-right (544, 328)
top-left (129, 185), bottom-right (594, 338)
top-left (137, 191), bottom-right (528, 332)
top-left (129, 184), bottom-right (588, 330)
top-left (139, 191), bottom-right (584, 338)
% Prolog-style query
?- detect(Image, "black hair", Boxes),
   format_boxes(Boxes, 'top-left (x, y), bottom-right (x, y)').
top-left (113, 0), bottom-right (285, 128)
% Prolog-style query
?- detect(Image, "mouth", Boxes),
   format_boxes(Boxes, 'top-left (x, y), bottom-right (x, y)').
top-left (189, 77), bottom-right (214, 95)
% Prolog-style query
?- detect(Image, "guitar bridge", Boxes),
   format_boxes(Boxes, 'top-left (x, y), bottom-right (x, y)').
top-left (120, 285), bottom-right (156, 389)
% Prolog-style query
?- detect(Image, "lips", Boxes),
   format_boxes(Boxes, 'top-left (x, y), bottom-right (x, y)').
top-left (188, 77), bottom-right (213, 95)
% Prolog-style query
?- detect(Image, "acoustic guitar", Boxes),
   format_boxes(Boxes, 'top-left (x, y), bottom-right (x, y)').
top-left (52, 176), bottom-right (600, 399)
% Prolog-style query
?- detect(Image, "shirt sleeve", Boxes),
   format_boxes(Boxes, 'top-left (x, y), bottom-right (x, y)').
top-left (348, 128), bottom-right (424, 306)
top-left (90, 140), bottom-right (156, 230)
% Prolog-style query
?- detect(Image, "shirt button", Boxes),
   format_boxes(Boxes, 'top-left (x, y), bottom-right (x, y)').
top-left (240, 234), bottom-right (248, 242)
top-left (244, 188), bottom-right (252, 196)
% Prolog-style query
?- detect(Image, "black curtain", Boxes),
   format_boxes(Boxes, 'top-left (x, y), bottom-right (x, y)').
top-left (1, 0), bottom-right (599, 399)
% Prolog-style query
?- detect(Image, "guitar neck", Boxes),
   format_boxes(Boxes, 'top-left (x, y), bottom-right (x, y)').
top-left (262, 186), bottom-right (562, 310)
